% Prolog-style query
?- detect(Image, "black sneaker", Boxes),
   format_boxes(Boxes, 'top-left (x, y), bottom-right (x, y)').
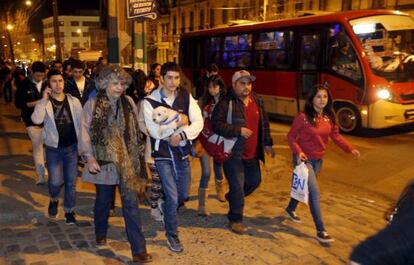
top-left (316, 231), bottom-right (334, 243)
top-left (48, 200), bottom-right (58, 218)
top-left (166, 234), bottom-right (183, 253)
top-left (64, 212), bottom-right (77, 225)
top-left (285, 209), bottom-right (302, 223)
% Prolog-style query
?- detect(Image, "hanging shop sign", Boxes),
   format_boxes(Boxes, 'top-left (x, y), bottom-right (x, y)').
top-left (127, 0), bottom-right (158, 20)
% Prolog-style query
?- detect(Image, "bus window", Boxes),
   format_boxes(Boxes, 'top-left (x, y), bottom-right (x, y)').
top-left (300, 34), bottom-right (320, 70)
top-left (327, 25), bottom-right (362, 81)
top-left (222, 34), bottom-right (252, 68)
top-left (350, 15), bottom-right (414, 82)
top-left (255, 30), bottom-right (293, 69)
top-left (207, 37), bottom-right (221, 66)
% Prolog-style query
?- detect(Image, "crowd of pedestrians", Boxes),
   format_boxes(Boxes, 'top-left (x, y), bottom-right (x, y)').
top-left (1, 57), bottom-right (410, 264)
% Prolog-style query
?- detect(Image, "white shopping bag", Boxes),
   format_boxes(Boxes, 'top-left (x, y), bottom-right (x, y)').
top-left (290, 162), bottom-right (309, 204)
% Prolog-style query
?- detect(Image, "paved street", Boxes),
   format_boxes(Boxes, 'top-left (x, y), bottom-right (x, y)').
top-left (0, 101), bottom-right (407, 265)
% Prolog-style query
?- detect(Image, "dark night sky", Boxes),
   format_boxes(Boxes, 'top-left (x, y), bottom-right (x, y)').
top-left (1, 0), bottom-right (100, 34)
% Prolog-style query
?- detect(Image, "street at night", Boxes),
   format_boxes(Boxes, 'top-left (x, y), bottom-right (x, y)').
top-left (1, 100), bottom-right (413, 264)
top-left (2, 0), bottom-right (414, 264)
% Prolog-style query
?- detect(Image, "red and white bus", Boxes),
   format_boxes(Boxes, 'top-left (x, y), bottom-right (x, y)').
top-left (179, 10), bottom-right (414, 132)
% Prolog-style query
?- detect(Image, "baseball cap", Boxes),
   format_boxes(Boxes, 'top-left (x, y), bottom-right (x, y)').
top-left (232, 70), bottom-right (256, 84)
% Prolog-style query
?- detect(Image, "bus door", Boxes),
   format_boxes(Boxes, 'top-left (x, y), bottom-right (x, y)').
top-left (296, 31), bottom-right (322, 112)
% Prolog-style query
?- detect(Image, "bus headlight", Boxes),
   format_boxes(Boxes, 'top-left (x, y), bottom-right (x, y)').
top-left (377, 89), bottom-right (391, 100)
top-left (377, 88), bottom-right (399, 103)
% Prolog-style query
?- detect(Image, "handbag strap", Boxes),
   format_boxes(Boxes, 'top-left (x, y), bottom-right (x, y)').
top-left (226, 100), bottom-right (232, 124)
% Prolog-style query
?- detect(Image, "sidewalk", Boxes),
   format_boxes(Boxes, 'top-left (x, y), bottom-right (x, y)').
top-left (0, 101), bottom-right (392, 265)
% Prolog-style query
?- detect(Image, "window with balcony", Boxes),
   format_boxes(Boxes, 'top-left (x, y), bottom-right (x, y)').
top-left (189, 11), bottom-right (194, 31)
top-left (276, 0), bottom-right (285, 13)
top-left (71, 21), bottom-right (79, 26)
top-left (199, 10), bottom-right (204, 30)
top-left (372, 0), bottom-right (385, 8)
top-left (173, 15), bottom-right (177, 35)
top-left (210, 9), bottom-right (215, 28)
top-left (234, 4), bottom-right (241, 20)
top-left (222, 6), bottom-right (228, 24)
top-left (242, 3), bottom-right (248, 19)
top-left (342, 0), bottom-right (352, 10)
top-left (181, 13), bottom-right (185, 33)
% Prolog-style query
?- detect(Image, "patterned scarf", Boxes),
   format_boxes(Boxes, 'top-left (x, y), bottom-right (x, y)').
top-left (90, 90), bottom-right (147, 193)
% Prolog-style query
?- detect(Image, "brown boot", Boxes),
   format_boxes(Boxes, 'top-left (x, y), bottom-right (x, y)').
top-left (215, 179), bottom-right (226, 202)
top-left (132, 251), bottom-right (153, 263)
top-left (229, 221), bottom-right (246, 234)
top-left (197, 188), bottom-right (208, 216)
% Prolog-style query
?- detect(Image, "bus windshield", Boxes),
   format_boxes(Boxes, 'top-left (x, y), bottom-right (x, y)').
top-left (350, 15), bottom-right (414, 81)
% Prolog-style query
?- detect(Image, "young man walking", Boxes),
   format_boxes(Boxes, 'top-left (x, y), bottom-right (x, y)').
top-left (31, 70), bottom-right (82, 224)
top-left (64, 59), bottom-right (95, 105)
top-left (142, 62), bottom-right (203, 253)
top-left (15, 61), bottom-right (48, 184)
top-left (212, 70), bottom-right (275, 234)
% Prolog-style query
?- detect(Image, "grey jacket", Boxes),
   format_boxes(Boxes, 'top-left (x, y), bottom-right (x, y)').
top-left (31, 94), bottom-right (82, 149)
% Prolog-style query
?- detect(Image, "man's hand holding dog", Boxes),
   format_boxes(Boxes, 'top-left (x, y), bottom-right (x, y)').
top-left (177, 114), bottom-right (189, 127)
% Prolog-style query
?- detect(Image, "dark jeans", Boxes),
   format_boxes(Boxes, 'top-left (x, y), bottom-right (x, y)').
top-left (155, 158), bottom-right (191, 237)
top-left (45, 144), bottom-right (78, 212)
top-left (286, 157), bottom-right (325, 232)
top-left (199, 153), bottom-right (224, 189)
top-left (223, 157), bottom-right (261, 222)
top-left (94, 183), bottom-right (146, 255)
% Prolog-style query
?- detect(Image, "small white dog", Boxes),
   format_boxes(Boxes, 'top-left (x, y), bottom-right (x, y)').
top-left (152, 106), bottom-right (187, 146)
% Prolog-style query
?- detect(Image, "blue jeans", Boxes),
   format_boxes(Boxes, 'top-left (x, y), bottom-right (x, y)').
top-left (198, 153), bottom-right (224, 189)
top-left (222, 158), bottom-right (261, 222)
top-left (94, 183), bottom-right (147, 255)
top-left (45, 144), bottom-right (78, 212)
top-left (156, 158), bottom-right (191, 237)
top-left (286, 157), bottom-right (325, 232)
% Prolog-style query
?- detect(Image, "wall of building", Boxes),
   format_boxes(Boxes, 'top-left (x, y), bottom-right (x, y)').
top-left (42, 16), bottom-right (100, 59)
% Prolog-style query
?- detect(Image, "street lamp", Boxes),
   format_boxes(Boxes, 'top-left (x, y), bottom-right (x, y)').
top-left (5, 24), bottom-right (15, 63)
top-left (76, 28), bottom-right (82, 34)
top-left (25, 0), bottom-right (32, 7)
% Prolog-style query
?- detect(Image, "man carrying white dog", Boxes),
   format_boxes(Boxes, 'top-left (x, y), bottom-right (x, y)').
top-left (142, 62), bottom-right (203, 253)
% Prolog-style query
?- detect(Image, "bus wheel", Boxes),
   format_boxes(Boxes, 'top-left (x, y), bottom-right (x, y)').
top-left (335, 104), bottom-right (360, 133)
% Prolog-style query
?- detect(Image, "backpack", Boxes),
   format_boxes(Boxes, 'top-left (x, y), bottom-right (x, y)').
top-left (199, 100), bottom-right (237, 163)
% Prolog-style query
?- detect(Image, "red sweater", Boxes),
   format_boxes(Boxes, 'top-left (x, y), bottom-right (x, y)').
top-left (287, 112), bottom-right (354, 160)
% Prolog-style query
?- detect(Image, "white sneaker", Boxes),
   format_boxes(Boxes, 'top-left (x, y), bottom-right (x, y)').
top-left (151, 208), bottom-right (163, 222)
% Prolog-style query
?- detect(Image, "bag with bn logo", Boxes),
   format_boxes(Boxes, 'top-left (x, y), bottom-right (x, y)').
top-left (290, 162), bottom-right (309, 204)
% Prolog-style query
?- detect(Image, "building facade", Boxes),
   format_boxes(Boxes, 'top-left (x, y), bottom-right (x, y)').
top-left (148, 0), bottom-right (414, 64)
top-left (42, 15), bottom-right (101, 60)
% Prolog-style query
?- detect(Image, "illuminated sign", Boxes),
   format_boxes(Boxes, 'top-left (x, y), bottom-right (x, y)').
top-left (127, 0), bottom-right (158, 20)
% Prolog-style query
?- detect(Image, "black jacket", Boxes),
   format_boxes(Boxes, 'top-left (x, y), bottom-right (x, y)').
top-left (64, 77), bottom-right (95, 105)
top-left (350, 197), bottom-right (414, 265)
top-left (211, 90), bottom-right (273, 163)
top-left (15, 78), bottom-right (46, 127)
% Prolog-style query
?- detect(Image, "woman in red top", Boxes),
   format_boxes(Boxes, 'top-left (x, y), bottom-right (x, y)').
top-left (285, 85), bottom-right (360, 243)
